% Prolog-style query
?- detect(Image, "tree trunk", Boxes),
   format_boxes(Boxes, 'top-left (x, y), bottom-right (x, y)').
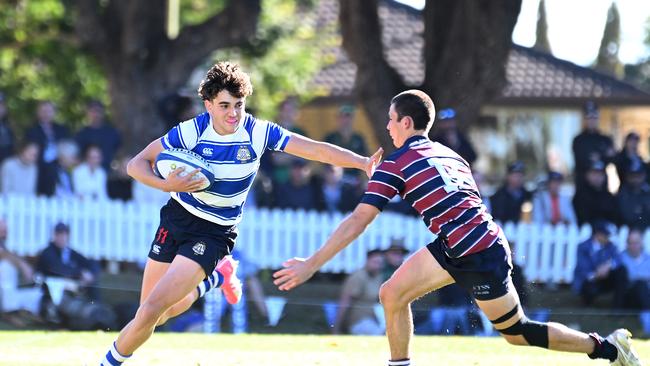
top-left (72, 0), bottom-right (262, 152)
top-left (339, 0), bottom-right (521, 147)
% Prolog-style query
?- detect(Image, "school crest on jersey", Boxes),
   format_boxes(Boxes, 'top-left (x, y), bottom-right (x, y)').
top-left (192, 242), bottom-right (206, 256)
top-left (236, 145), bottom-right (252, 162)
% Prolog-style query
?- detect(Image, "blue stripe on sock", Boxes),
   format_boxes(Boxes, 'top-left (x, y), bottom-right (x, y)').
top-left (215, 272), bottom-right (224, 287)
top-left (106, 351), bottom-right (121, 365)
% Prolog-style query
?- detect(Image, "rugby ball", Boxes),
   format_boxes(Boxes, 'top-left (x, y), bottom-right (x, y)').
top-left (155, 148), bottom-right (215, 192)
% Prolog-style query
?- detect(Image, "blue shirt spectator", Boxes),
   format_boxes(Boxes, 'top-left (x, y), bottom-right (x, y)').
top-left (75, 100), bottom-right (122, 171)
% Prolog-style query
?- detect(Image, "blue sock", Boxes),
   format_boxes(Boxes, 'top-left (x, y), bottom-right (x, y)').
top-left (388, 359), bottom-right (411, 366)
top-left (100, 342), bottom-right (131, 365)
top-left (196, 271), bottom-right (224, 298)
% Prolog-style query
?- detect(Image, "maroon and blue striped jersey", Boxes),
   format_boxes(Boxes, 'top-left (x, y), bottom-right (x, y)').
top-left (360, 135), bottom-right (500, 258)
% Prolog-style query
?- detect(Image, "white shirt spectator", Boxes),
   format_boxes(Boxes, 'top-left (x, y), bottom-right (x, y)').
top-left (1, 156), bottom-right (37, 196)
top-left (72, 163), bottom-right (108, 200)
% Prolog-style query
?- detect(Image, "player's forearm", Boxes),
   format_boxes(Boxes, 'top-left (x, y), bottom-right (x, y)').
top-left (312, 142), bottom-right (367, 171)
top-left (127, 156), bottom-right (169, 191)
top-left (306, 213), bottom-right (369, 271)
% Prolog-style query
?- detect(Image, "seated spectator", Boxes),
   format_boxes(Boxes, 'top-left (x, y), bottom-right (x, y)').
top-left (0, 218), bottom-right (44, 326)
top-left (75, 100), bottom-right (122, 171)
top-left (53, 140), bottom-right (79, 198)
top-left (616, 160), bottom-right (650, 229)
top-left (489, 161), bottom-right (532, 224)
top-left (36, 223), bottom-right (100, 301)
top-left (325, 105), bottom-right (368, 180)
top-left (73, 145), bottom-right (108, 201)
top-left (572, 221), bottom-right (627, 308)
top-left (431, 107), bottom-right (477, 166)
top-left (573, 160), bottom-right (620, 226)
top-left (382, 239), bottom-right (408, 281)
top-left (1, 142), bottom-right (39, 196)
top-left (614, 131), bottom-right (644, 185)
top-left (25, 101), bottom-right (71, 196)
top-left (273, 159), bottom-right (322, 211)
top-left (620, 228), bottom-right (650, 310)
top-left (332, 249), bottom-right (384, 335)
top-left (531, 171), bottom-right (576, 225)
top-left (0, 92), bottom-right (15, 165)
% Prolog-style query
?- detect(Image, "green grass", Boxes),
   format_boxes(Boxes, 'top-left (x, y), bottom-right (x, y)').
top-left (0, 331), bottom-right (647, 365)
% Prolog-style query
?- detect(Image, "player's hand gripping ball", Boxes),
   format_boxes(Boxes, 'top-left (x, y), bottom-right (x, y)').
top-left (155, 148), bottom-right (215, 192)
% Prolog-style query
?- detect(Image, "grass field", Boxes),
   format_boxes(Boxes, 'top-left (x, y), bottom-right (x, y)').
top-left (0, 331), bottom-right (647, 365)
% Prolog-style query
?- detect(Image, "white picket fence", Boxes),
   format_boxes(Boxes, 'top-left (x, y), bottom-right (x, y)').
top-left (1, 195), bottom-right (648, 283)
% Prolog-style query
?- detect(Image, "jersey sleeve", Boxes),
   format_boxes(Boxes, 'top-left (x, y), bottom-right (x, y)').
top-left (360, 160), bottom-right (405, 211)
top-left (259, 119), bottom-right (293, 151)
top-left (160, 114), bottom-right (206, 150)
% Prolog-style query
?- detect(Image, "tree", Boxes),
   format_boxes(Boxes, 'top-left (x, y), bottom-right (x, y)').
top-left (339, 0), bottom-right (522, 148)
top-left (595, 2), bottom-right (623, 78)
top-left (1, 0), bottom-right (329, 151)
top-left (534, 0), bottom-right (551, 53)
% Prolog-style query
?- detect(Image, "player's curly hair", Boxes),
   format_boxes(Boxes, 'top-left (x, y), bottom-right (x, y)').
top-left (197, 62), bottom-right (253, 101)
top-left (390, 89), bottom-right (435, 132)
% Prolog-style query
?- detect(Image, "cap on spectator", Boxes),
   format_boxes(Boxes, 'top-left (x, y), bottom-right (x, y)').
top-left (583, 101), bottom-right (599, 119)
top-left (592, 220), bottom-right (614, 236)
top-left (625, 131), bottom-right (640, 142)
top-left (507, 161), bottom-right (526, 174)
top-left (437, 108), bottom-right (457, 121)
top-left (548, 171), bottom-right (564, 181)
top-left (54, 222), bottom-right (70, 233)
top-left (385, 238), bottom-right (409, 254)
top-left (627, 159), bottom-right (645, 175)
top-left (588, 160), bottom-right (606, 172)
top-left (367, 249), bottom-right (384, 258)
top-left (339, 104), bottom-right (355, 116)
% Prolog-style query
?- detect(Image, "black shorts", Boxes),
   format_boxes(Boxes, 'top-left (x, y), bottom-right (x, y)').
top-left (427, 235), bottom-right (513, 301)
top-left (148, 199), bottom-right (238, 277)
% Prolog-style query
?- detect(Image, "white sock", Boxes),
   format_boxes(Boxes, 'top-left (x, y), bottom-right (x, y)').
top-left (101, 342), bottom-right (131, 365)
top-left (196, 271), bottom-right (224, 298)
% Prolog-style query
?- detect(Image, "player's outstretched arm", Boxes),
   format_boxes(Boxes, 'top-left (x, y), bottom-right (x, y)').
top-left (283, 134), bottom-right (383, 178)
top-left (127, 139), bottom-right (205, 193)
top-left (273, 203), bottom-right (380, 291)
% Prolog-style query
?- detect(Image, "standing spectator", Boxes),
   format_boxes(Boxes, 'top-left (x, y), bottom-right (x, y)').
top-left (572, 221), bottom-right (627, 308)
top-left (616, 160), bottom-right (650, 229)
top-left (332, 249), bottom-right (385, 335)
top-left (0, 92), bottom-right (15, 165)
top-left (619, 228), bottom-right (650, 310)
top-left (1, 142), bottom-right (39, 196)
top-left (572, 101), bottom-right (615, 191)
top-left (0, 218), bottom-right (44, 326)
top-left (573, 160), bottom-right (620, 226)
top-left (25, 101), bottom-right (71, 196)
top-left (325, 105), bottom-right (369, 181)
top-left (273, 159), bottom-right (322, 211)
top-left (431, 108), bottom-right (477, 166)
top-left (53, 140), bottom-right (78, 199)
top-left (75, 100), bottom-right (122, 171)
top-left (157, 92), bottom-right (199, 131)
top-left (489, 161), bottom-right (532, 224)
top-left (531, 171), bottom-right (576, 225)
top-left (72, 145), bottom-right (108, 201)
top-left (614, 132), bottom-right (644, 185)
top-left (261, 97), bottom-right (308, 184)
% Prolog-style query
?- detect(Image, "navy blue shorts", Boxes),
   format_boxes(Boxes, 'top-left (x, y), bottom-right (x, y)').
top-left (427, 235), bottom-right (513, 301)
top-left (148, 199), bottom-right (237, 277)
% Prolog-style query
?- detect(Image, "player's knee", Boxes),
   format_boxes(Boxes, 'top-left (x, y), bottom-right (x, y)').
top-left (136, 300), bottom-right (167, 325)
top-left (378, 281), bottom-right (401, 310)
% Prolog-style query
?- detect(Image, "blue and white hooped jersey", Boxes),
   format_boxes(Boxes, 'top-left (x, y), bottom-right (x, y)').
top-left (160, 112), bottom-right (292, 225)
